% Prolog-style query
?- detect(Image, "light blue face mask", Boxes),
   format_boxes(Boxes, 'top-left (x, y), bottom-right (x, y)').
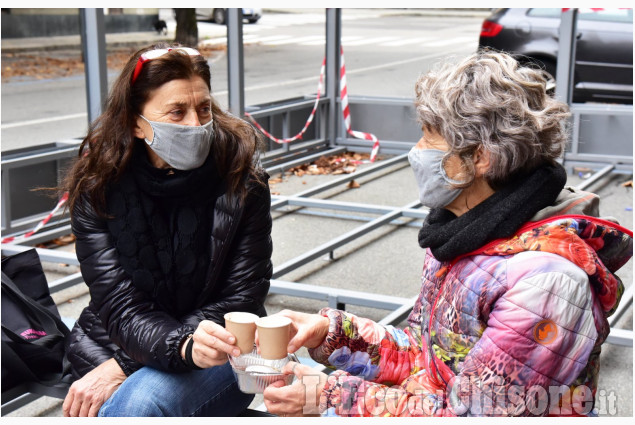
top-left (407, 147), bottom-right (464, 209)
top-left (140, 115), bottom-right (214, 170)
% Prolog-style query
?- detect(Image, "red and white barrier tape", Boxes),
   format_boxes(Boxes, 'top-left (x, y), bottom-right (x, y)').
top-left (339, 46), bottom-right (380, 163)
top-left (1, 192), bottom-right (69, 244)
top-left (245, 46), bottom-right (380, 162)
top-left (245, 58), bottom-right (326, 144)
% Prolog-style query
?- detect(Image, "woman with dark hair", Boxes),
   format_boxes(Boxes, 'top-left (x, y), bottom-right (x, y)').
top-left (60, 43), bottom-right (272, 416)
top-left (261, 52), bottom-right (633, 417)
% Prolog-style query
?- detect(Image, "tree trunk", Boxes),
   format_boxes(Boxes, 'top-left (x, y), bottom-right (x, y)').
top-left (174, 8), bottom-right (198, 47)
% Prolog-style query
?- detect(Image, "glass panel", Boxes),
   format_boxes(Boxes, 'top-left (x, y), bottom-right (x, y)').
top-left (578, 8), bottom-right (633, 23)
top-left (527, 8), bottom-right (561, 18)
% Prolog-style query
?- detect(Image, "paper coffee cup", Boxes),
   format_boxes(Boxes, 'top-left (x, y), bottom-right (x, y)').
top-left (255, 316), bottom-right (291, 360)
top-left (224, 312), bottom-right (259, 354)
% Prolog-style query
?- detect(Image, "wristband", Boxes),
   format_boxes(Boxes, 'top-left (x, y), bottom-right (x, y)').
top-left (184, 335), bottom-right (203, 370)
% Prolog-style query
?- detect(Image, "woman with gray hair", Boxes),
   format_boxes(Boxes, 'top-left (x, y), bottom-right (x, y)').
top-left (261, 52), bottom-right (632, 417)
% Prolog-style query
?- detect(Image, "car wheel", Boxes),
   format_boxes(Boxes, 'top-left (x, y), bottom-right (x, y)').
top-left (520, 58), bottom-right (556, 95)
top-left (213, 8), bottom-right (226, 25)
top-left (247, 18), bottom-right (259, 24)
top-left (540, 61), bottom-right (557, 95)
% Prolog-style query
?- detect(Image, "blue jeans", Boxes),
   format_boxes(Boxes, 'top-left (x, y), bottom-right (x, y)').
top-left (98, 362), bottom-right (253, 416)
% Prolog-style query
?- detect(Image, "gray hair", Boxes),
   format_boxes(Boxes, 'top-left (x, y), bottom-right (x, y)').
top-left (414, 51), bottom-right (570, 190)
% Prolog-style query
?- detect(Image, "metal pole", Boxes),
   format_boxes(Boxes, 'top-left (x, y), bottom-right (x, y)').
top-left (227, 8), bottom-right (245, 117)
top-left (272, 200), bottom-right (420, 279)
top-left (576, 164), bottom-right (615, 191)
top-left (555, 8), bottom-right (578, 104)
top-left (79, 8), bottom-right (108, 124)
top-left (325, 8), bottom-right (342, 148)
top-left (1, 170), bottom-right (11, 233)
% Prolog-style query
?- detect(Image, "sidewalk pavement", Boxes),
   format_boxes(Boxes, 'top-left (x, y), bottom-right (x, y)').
top-left (1, 31), bottom-right (174, 54)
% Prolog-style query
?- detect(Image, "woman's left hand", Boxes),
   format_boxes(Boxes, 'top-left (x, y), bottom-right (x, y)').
top-left (263, 361), bottom-right (328, 417)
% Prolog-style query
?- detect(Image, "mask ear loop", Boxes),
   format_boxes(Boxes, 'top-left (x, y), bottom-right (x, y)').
top-left (439, 153), bottom-right (467, 186)
top-left (440, 152), bottom-right (473, 210)
top-left (138, 115), bottom-right (155, 145)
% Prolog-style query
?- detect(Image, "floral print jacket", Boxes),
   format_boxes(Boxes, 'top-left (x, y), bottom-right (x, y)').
top-left (309, 188), bottom-right (633, 417)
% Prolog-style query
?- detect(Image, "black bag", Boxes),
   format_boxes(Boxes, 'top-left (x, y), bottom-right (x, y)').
top-left (1, 249), bottom-right (71, 393)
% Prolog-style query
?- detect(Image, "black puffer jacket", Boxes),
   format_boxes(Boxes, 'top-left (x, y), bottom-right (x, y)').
top-left (65, 174), bottom-right (272, 378)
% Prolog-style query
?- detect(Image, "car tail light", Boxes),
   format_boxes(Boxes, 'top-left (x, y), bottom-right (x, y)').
top-left (480, 21), bottom-right (503, 37)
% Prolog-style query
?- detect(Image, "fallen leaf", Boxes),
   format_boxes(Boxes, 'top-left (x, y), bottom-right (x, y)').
top-left (52, 234), bottom-right (76, 246)
top-left (348, 180), bottom-right (360, 189)
top-left (287, 152), bottom-right (371, 176)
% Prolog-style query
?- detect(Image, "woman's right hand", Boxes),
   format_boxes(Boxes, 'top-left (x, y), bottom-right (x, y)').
top-left (62, 358), bottom-right (126, 417)
top-left (185, 320), bottom-right (242, 368)
top-left (257, 310), bottom-right (330, 354)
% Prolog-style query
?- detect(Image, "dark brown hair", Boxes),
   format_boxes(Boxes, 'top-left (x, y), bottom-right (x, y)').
top-left (61, 42), bottom-right (262, 216)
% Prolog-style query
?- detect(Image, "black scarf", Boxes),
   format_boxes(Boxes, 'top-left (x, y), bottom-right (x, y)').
top-left (418, 162), bottom-right (567, 262)
top-left (105, 142), bottom-right (222, 315)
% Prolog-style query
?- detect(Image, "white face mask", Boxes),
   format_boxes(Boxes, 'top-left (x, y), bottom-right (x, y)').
top-left (408, 147), bottom-right (464, 209)
top-left (140, 115), bottom-right (214, 170)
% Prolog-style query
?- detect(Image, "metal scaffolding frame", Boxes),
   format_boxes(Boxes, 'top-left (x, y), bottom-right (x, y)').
top-left (1, 6), bottom-right (632, 341)
top-left (1, 149), bottom-right (631, 346)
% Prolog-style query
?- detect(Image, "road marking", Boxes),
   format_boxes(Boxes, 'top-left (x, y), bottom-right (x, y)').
top-left (200, 34), bottom-right (259, 46)
top-left (424, 36), bottom-right (475, 47)
top-left (261, 35), bottom-right (324, 46)
top-left (246, 34), bottom-right (295, 43)
top-left (300, 36), bottom-right (364, 46)
top-left (299, 39), bottom-right (327, 46)
top-left (1, 113), bottom-right (87, 129)
top-left (380, 36), bottom-right (435, 47)
top-left (343, 36), bottom-right (399, 46)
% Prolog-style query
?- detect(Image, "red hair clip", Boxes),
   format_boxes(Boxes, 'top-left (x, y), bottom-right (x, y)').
top-left (131, 47), bottom-right (201, 83)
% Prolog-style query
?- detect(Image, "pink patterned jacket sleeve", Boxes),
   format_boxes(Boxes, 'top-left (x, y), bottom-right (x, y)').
top-left (309, 307), bottom-right (450, 416)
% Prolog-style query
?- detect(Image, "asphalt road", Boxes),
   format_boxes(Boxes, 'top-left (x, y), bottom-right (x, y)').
top-left (1, 9), bottom-right (486, 151)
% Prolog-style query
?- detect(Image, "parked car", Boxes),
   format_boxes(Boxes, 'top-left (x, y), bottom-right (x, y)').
top-left (196, 8), bottom-right (262, 25)
top-left (478, 8), bottom-right (633, 104)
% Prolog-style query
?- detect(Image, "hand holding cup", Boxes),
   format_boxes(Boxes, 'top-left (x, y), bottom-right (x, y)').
top-left (256, 310), bottom-right (329, 354)
top-left (187, 320), bottom-right (242, 368)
